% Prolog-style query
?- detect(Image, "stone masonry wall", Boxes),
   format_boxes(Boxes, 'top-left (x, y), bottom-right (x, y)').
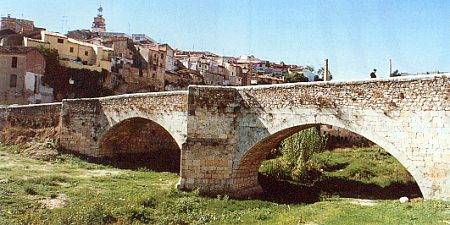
top-left (0, 106), bottom-right (7, 133)
top-left (0, 103), bottom-right (62, 143)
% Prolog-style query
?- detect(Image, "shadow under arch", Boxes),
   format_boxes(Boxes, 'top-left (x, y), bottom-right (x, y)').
top-left (232, 123), bottom-right (424, 202)
top-left (98, 117), bottom-right (181, 173)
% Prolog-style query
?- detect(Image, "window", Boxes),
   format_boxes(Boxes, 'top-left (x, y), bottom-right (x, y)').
top-left (84, 51), bottom-right (88, 56)
top-left (70, 47), bottom-right (74, 53)
top-left (161, 53), bottom-right (164, 59)
top-left (11, 57), bottom-right (17, 68)
top-left (57, 39), bottom-right (64, 44)
top-left (9, 74), bottom-right (17, 88)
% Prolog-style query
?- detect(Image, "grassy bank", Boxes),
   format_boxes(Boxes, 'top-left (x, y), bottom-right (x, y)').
top-left (260, 147), bottom-right (423, 202)
top-left (0, 144), bottom-right (448, 224)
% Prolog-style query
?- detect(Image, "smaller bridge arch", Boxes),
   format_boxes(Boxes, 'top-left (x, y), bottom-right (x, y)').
top-left (98, 117), bottom-right (181, 171)
top-left (59, 91), bottom-right (188, 168)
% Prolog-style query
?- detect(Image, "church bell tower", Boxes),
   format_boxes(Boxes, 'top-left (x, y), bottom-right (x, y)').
top-left (92, 4), bottom-right (106, 33)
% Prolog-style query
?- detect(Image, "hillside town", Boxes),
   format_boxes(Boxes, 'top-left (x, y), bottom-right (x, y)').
top-left (0, 6), bottom-right (323, 106)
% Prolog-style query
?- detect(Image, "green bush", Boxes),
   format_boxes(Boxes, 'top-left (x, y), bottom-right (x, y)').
top-left (139, 196), bottom-right (157, 208)
top-left (259, 158), bottom-right (291, 180)
top-left (128, 207), bottom-right (153, 223)
top-left (269, 127), bottom-right (328, 181)
top-left (24, 186), bottom-right (38, 195)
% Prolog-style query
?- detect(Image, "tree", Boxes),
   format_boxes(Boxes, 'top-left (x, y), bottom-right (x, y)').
top-left (316, 67), bottom-right (333, 81)
top-left (279, 128), bottom-right (328, 181)
top-left (37, 46), bottom-right (70, 100)
top-left (390, 70), bottom-right (400, 77)
top-left (305, 65), bottom-right (315, 72)
top-left (36, 46), bottom-right (111, 101)
top-left (313, 74), bottom-right (322, 81)
top-left (284, 72), bottom-right (309, 83)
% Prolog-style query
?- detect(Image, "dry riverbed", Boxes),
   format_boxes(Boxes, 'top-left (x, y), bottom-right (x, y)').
top-left (0, 144), bottom-right (448, 224)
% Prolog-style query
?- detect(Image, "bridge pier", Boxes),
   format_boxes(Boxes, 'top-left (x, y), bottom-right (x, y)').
top-left (177, 139), bottom-right (263, 198)
top-left (177, 87), bottom-right (239, 196)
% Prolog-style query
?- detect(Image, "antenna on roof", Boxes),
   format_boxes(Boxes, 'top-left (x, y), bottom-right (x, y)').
top-left (61, 16), bottom-right (68, 34)
top-left (97, 0), bottom-right (103, 16)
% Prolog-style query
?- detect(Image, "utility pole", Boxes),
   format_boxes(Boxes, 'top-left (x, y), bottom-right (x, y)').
top-left (324, 59), bottom-right (329, 81)
top-left (389, 58), bottom-right (393, 77)
top-left (247, 61), bottom-right (253, 86)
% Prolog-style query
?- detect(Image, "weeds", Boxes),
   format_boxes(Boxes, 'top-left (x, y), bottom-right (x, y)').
top-left (24, 186), bottom-right (38, 195)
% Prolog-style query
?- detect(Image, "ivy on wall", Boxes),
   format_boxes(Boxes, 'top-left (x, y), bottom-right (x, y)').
top-left (37, 47), bottom-right (112, 101)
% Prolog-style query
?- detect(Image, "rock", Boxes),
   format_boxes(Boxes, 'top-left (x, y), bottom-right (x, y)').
top-left (0, 179), bottom-right (9, 184)
top-left (399, 196), bottom-right (409, 203)
top-left (39, 193), bottom-right (68, 209)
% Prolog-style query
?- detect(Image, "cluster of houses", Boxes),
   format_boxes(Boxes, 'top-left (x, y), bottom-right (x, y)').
top-left (176, 52), bottom-right (317, 86)
top-left (0, 6), bottom-right (318, 106)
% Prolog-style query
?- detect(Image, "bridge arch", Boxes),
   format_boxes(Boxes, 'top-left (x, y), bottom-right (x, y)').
top-left (231, 117), bottom-right (426, 199)
top-left (98, 117), bottom-right (181, 172)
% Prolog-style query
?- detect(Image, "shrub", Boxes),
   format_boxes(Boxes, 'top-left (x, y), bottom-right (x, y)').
top-left (24, 186), bottom-right (38, 195)
top-left (139, 196), bottom-right (157, 208)
top-left (278, 127), bottom-right (328, 181)
top-left (128, 207), bottom-right (153, 223)
top-left (259, 158), bottom-right (291, 180)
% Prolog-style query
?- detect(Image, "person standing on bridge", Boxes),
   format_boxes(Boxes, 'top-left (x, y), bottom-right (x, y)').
top-left (370, 69), bottom-right (377, 78)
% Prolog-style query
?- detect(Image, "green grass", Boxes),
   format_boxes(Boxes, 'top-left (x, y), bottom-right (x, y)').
top-left (261, 146), bottom-right (417, 187)
top-left (0, 144), bottom-right (448, 224)
top-left (309, 147), bottom-right (416, 187)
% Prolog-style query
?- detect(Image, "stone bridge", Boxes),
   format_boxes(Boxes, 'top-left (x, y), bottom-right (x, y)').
top-left (31, 75), bottom-right (450, 200)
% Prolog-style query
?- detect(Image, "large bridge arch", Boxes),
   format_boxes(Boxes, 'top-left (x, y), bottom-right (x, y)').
top-left (231, 116), bottom-right (426, 199)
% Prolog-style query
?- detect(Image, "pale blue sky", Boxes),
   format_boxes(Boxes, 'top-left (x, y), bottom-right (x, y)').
top-left (2, 0), bottom-right (449, 80)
